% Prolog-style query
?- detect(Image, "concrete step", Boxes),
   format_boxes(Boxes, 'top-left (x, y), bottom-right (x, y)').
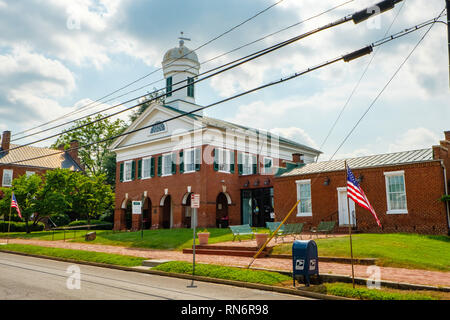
top-left (193, 244), bottom-right (269, 251)
top-left (182, 248), bottom-right (269, 257)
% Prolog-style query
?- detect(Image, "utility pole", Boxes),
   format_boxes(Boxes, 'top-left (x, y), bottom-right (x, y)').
top-left (446, 0), bottom-right (450, 88)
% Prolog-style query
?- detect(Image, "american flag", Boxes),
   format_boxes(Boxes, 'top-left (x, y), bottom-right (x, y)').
top-left (346, 164), bottom-right (381, 227)
top-left (11, 192), bottom-right (22, 219)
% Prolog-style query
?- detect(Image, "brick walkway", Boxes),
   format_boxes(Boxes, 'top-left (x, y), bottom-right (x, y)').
top-left (2, 237), bottom-right (449, 288)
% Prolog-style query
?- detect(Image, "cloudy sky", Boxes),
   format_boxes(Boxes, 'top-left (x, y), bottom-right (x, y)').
top-left (0, 0), bottom-right (448, 160)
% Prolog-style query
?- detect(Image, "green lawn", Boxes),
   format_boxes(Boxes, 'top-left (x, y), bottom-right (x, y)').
top-left (271, 233), bottom-right (450, 271)
top-left (0, 244), bottom-right (146, 267)
top-left (153, 261), bottom-right (291, 285)
top-left (0, 228), bottom-right (269, 250)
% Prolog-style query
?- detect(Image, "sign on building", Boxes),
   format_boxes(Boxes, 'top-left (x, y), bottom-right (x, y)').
top-left (132, 201), bottom-right (142, 214)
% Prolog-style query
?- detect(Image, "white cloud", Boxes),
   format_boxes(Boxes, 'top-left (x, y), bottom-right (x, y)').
top-left (270, 127), bottom-right (318, 149)
top-left (388, 127), bottom-right (439, 152)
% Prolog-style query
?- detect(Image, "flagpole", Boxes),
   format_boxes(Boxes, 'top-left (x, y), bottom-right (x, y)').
top-left (345, 161), bottom-right (356, 289)
top-left (6, 192), bottom-right (13, 245)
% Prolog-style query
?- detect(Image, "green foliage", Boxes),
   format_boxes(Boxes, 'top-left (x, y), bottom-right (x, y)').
top-left (51, 113), bottom-right (126, 180)
top-left (0, 221), bottom-right (44, 232)
top-left (0, 244), bottom-right (145, 267)
top-left (128, 91), bottom-right (165, 124)
top-left (322, 283), bottom-right (436, 300)
top-left (441, 195), bottom-right (450, 202)
top-left (99, 211), bottom-right (114, 223)
top-left (153, 261), bottom-right (291, 285)
top-left (50, 213), bottom-right (70, 227)
top-left (68, 220), bottom-right (113, 230)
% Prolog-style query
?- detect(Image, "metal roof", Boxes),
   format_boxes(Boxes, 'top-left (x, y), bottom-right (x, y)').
top-left (0, 144), bottom-right (81, 170)
top-left (279, 148), bottom-right (434, 177)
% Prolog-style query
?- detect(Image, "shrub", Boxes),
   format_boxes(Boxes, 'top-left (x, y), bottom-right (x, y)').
top-left (50, 213), bottom-right (71, 227)
top-left (68, 220), bottom-right (113, 230)
top-left (99, 211), bottom-right (114, 223)
top-left (0, 221), bottom-right (44, 232)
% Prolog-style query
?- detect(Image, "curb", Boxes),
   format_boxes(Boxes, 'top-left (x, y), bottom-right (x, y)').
top-left (0, 249), bottom-right (348, 300)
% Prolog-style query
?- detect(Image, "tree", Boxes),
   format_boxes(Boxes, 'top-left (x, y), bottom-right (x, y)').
top-left (0, 174), bottom-right (43, 233)
top-left (52, 114), bottom-right (126, 180)
top-left (128, 90), bottom-right (165, 123)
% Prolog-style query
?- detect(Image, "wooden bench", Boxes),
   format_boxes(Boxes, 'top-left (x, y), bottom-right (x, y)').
top-left (229, 224), bottom-right (255, 242)
top-left (310, 221), bottom-right (336, 238)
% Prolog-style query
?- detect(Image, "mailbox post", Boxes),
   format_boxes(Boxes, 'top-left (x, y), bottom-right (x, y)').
top-left (292, 240), bottom-right (319, 287)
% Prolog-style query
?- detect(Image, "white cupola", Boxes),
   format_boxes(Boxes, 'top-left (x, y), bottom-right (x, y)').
top-left (162, 36), bottom-right (201, 115)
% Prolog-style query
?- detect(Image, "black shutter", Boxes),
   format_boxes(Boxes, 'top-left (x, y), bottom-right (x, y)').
top-left (171, 153), bottom-right (176, 175)
top-left (180, 151), bottom-right (184, 173)
top-left (252, 155), bottom-right (257, 175)
top-left (131, 160), bottom-right (136, 180)
top-left (238, 153), bottom-right (243, 175)
top-left (213, 148), bottom-right (218, 171)
top-left (157, 156), bottom-right (162, 176)
top-left (151, 157), bottom-right (155, 177)
top-left (230, 151), bottom-right (235, 174)
top-left (138, 159), bottom-right (142, 179)
top-left (120, 163), bottom-right (124, 182)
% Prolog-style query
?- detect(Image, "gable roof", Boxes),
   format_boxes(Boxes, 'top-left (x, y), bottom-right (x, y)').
top-left (279, 148), bottom-right (434, 177)
top-left (0, 144), bottom-right (82, 170)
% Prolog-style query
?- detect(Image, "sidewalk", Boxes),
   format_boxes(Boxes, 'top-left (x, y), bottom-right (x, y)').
top-left (2, 237), bottom-right (449, 288)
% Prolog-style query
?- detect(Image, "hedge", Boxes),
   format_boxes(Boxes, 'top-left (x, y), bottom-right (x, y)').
top-left (67, 220), bottom-right (113, 230)
top-left (0, 221), bottom-right (44, 232)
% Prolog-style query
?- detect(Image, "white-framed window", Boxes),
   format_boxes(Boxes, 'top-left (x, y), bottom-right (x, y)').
top-left (162, 153), bottom-right (173, 176)
top-left (218, 148), bottom-right (231, 173)
top-left (296, 179), bottom-right (312, 217)
top-left (241, 153), bottom-right (253, 175)
top-left (2, 169), bottom-right (13, 187)
top-left (150, 121), bottom-right (166, 135)
top-left (26, 171), bottom-right (35, 177)
top-left (263, 157), bottom-right (273, 175)
top-left (142, 157), bottom-right (152, 179)
top-left (124, 160), bottom-right (133, 182)
top-left (184, 148), bottom-right (199, 173)
top-left (384, 170), bottom-right (408, 214)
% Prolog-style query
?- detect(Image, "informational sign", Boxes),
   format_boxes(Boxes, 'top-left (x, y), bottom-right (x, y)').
top-left (132, 201), bottom-right (142, 214)
top-left (191, 194), bottom-right (200, 208)
top-left (309, 259), bottom-right (316, 270)
top-left (295, 259), bottom-right (305, 271)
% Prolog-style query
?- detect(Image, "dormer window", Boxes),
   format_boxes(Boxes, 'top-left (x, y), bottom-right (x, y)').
top-left (150, 121), bottom-right (166, 135)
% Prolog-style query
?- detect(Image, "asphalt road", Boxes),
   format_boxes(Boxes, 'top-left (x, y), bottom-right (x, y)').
top-left (0, 252), bottom-right (313, 300)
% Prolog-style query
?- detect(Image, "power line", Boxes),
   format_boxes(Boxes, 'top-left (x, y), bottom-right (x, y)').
top-left (8, 0), bottom-right (406, 150)
top-left (317, 0), bottom-right (407, 160)
top-left (3, 14), bottom-right (439, 167)
top-left (11, 0), bottom-right (356, 143)
top-left (11, 0), bottom-right (286, 138)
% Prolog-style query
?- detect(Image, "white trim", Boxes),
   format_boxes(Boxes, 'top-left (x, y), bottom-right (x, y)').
top-left (2, 169), bottom-right (13, 187)
top-left (141, 157), bottom-right (152, 180)
top-left (296, 179), bottom-right (312, 217)
top-left (123, 160), bottom-right (133, 182)
top-left (384, 171), bottom-right (408, 215)
top-left (240, 152), bottom-right (254, 176)
top-left (183, 147), bottom-right (196, 173)
top-left (217, 148), bottom-right (232, 173)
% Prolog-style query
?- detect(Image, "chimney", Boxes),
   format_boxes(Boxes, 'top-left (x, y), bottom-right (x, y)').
top-left (1, 131), bottom-right (11, 152)
top-left (292, 153), bottom-right (304, 164)
top-left (444, 131), bottom-right (450, 142)
top-left (68, 140), bottom-right (81, 166)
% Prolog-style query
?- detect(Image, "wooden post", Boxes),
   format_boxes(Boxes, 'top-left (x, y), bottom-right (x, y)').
top-left (345, 161), bottom-right (356, 289)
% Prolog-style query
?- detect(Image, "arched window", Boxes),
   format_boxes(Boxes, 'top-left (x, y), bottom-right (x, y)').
top-left (150, 121), bottom-right (166, 134)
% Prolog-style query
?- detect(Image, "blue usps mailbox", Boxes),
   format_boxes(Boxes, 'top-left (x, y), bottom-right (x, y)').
top-left (292, 240), bottom-right (319, 287)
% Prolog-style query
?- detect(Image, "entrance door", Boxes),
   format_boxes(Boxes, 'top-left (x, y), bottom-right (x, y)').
top-left (241, 188), bottom-right (274, 227)
top-left (337, 188), bottom-right (356, 226)
top-left (216, 193), bottom-right (229, 228)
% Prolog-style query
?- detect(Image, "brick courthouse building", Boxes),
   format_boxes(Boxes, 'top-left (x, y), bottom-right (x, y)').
top-left (111, 40), bottom-right (321, 230)
top-left (274, 131), bottom-right (450, 235)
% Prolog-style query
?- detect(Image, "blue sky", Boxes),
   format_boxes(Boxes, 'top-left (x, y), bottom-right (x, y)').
top-left (0, 0), bottom-right (448, 160)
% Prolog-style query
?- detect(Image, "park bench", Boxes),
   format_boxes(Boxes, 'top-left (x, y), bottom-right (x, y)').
top-left (229, 224), bottom-right (255, 242)
top-left (279, 223), bottom-right (304, 241)
top-left (310, 221), bottom-right (336, 239)
top-left (265, 222), bottom-right (284, 237)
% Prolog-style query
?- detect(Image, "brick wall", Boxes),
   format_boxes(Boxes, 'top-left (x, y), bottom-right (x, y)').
top-left (274, 161), bottom-right (449, 235)
top-left (0, 165), bottom-right (47, 189)
top-left (114, 145), bottom-right (283, 230)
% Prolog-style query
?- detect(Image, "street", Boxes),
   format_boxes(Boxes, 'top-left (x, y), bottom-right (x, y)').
top-left (0, 252), bottom-right (313, 300)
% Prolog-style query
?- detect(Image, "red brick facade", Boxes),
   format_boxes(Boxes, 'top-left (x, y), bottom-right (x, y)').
top-left (274, 132), bottom-right (450, 235)
top-left (114, 145), bottom-right (287, 230)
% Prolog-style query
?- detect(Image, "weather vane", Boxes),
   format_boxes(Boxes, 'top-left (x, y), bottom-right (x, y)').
top-left (179, 31), bottom-right (191, 46)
